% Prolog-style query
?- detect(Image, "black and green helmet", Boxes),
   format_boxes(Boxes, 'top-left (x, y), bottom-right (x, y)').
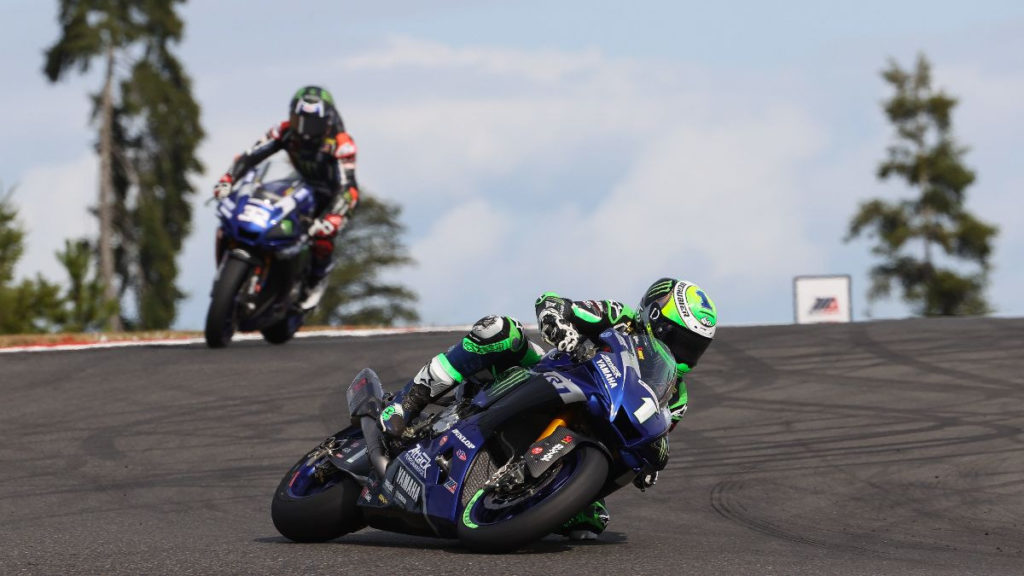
top-left (289, 86), bottom-right (336, 141)
top-left (638, 278), bottom-right (718, 372)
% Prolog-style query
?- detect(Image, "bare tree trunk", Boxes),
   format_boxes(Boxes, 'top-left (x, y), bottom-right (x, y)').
top-left (98, 44), bottom-right (121, 331)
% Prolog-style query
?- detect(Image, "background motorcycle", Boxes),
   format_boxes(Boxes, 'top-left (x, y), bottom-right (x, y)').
top-left (205, 163), bottom-right (317, 348)
top-left (270, 329), bottom-right (675, 552)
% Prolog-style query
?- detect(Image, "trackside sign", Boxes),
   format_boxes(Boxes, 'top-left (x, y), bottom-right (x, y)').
top-left (793, 275), bottom-right (852, 324)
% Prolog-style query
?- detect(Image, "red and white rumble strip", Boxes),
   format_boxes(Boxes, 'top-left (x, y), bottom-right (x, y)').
top-left (0, 326), bottom-right (475, 354)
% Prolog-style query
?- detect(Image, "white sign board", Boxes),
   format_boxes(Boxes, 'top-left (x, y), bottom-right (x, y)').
top-left (794, 275), bottom-right (852, 324)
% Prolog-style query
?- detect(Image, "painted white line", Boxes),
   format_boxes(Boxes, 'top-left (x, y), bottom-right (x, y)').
top-left (0, 325), bottom-right (475, 355)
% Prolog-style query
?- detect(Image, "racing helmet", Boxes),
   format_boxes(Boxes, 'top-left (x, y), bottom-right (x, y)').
top-left (289, 86), bottom-right (336, 142)
top-left (638, 278), bottom-right (717, 373)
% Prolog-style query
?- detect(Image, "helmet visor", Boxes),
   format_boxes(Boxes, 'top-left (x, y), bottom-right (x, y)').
top-left (651, 318), bottom-right (712, 369)
top-left (293, 112), bottom-right (329, 140)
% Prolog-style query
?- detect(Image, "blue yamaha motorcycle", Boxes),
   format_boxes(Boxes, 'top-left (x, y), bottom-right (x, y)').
top-left (205, 164), bottom-right (317, 348)
top-left (271, 328), bottom-right (676, 552)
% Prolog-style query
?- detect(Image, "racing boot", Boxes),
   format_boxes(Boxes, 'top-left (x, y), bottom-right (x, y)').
top-left (378, 403), bottom-right (407, 437)
top-left (299, 258), bottom-right (333, 312)
top-left (553, 499), bottom-right (609, 540)
top-left (299, 275), bottom-right (329, 312)
top-left (300, 232), bottom-right (337, 312)
top-left (379, 380), bottom-right (432, 439)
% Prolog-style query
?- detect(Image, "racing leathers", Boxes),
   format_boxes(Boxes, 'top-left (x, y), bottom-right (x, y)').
top-left (214, 117), bottom-right (359, 304)
top-left (534, 292), bottom-right (689, 424)
top-left (378, 292), bottom-right (693, 538)
top-left (534, 293), bottom-right (682, 488)
top-left (378, 314), bottom-right (545, 436)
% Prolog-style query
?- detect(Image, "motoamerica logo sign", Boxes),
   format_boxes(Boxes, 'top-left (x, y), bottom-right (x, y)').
top-left (809, 297), bottom-right (839, 315)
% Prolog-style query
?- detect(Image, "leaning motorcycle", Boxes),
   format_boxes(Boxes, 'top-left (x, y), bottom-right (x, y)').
top-left (271, 328), bottom-right (675, 552)
top-left (205, 163), bottom-right (317, 348)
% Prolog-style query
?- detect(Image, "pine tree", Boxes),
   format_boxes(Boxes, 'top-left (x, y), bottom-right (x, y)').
top-left (846, 54), bottom-right (998, 316)
top-left (0, 189), bottom-right (22, 290)
top-left (0, 189), bottom-right (66, 333)
top-left (56, 239), bottom-right (115, 332)
top-left (44, 0), bottom-right (203, 330)
top-left (309, 194), bottom-right (420, 326)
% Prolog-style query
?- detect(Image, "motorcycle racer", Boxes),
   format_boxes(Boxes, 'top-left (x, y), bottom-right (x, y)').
top-left (212, 85), bottom-right (359, 311)
top-left (378, 278), bottom-right (718, 539)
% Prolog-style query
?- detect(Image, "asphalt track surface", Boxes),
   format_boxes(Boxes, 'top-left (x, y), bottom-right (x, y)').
top-left (2, 318), bottom-right (1023, 575)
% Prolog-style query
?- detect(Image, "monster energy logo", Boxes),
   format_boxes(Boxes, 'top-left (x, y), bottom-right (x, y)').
top-left (646, 280), bottom-right (674, 299)
top-left (489, 368), bottom-right (530, 397)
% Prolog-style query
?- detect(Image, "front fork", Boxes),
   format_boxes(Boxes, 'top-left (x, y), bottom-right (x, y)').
top-left (214, 239), bottom-right (271, 312)
top-left (215, 227), bottom-right (225, 265)
top-left (536, 409), bottom-right (574, 442)
top-left (487, 409), bottom-right (578, 493)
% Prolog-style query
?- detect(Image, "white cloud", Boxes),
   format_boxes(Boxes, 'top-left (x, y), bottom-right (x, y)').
top-left (408, 199), bottom-right (515, 323)
top-left (344, 39), bottom-right (833, 325)
top-left (14, 32), bottom-right (1024, 329)
top-left (13, 154), bottom-right (97, 283)
top-left (342, 36), bottom-right (607, 84)
top-left (595, 106), bottom-right (827, 282)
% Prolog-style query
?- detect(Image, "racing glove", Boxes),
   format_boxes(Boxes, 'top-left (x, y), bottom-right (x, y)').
top-left (538, 310), bottom-right (581, 353)
top-left (212, 174), bottom-right (233, 200)
top-left (668, 380), bottom-right (688, 431)
top-left (670, 403), bottom-right (688, 422)
top-left (308, 213), bottom-right (345, 238)
top-left (378, 403), bottom-right (407, 438)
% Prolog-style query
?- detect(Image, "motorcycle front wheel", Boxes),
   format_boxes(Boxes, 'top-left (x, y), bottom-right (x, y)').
top-left (457, 445), bottom-right (608, 553)
top-left (204, 258), bottom-right (249, 348)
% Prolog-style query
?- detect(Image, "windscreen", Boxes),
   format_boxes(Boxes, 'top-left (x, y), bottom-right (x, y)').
top-left (635, 332), bottom-right (677, 407)
top-left (253, 180), bottom-right (293, 202)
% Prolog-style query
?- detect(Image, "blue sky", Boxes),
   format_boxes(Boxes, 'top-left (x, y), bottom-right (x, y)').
top-left (2, 1), bottom-right (1023, 328)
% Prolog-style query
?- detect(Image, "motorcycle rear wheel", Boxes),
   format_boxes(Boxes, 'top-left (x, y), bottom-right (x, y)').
top-left (204, 258), bottom-right (249, 348)
top-left (261, 314), bottom-right (300, 345)
top-left (271, 449), bottom-right (366, 542)
top-left (457, 445), bottom-right (608, 553)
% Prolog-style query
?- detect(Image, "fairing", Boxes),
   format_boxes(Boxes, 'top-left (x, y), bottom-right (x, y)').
top-left (328, 328), bottom-right (676, 538)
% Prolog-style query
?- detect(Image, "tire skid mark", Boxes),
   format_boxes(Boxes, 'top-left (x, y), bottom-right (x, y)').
top-left (852, 323), bottom-right (1023, 392)
top-left (710, 479), bottom-right (876, 554)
